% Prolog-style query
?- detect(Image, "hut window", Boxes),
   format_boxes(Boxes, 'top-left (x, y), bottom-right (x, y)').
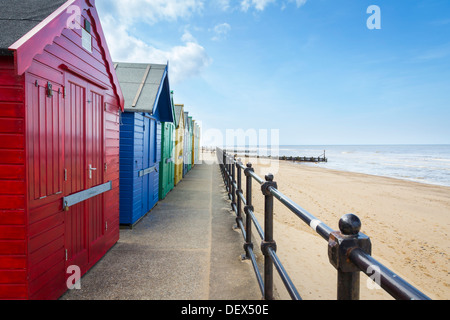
top-left (84, 19), bottom-right (91, 33)
top-left (82, 19), bottom-right (92, 52)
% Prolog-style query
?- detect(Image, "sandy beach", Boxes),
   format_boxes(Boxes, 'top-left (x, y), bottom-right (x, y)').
top-left (226, 155), bottom-right (450, 300)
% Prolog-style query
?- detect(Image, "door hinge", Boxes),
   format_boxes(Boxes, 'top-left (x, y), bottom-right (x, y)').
top-left (104, 163), bottom-right (107, 172)
top-left (64, 169), bottom-right (68, 181)
top-left (65, 249), bottom-right (68, 261)
top-left (105, 221), bottom-right (108, 231)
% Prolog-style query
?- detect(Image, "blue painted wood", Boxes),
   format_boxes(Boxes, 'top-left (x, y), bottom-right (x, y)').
top-left (142, 116), bottom-right (149, 215)
top-left (118, 63), bottom-right (174, 226)
top-left (119, 112), bottom-right (160, 225)
top-left (119, 112), bottom-right (135, 225)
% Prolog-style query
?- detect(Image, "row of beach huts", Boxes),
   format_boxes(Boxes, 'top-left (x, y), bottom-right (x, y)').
top-left (0, 0), bottom-right (200, 299)
top-left (116, 62), bottom-right (201, 227)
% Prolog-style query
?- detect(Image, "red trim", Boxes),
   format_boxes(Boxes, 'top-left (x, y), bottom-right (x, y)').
top-left (8, 0), bottom-right (124, 111)
top-left (59, 64), bottom-right (108, 89)
top-left (9, 0), bottom-right (79, 74)
top-left (86, 6), bottom-right (124, 111)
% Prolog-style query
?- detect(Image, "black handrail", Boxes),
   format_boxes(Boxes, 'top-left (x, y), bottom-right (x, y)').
top-left (217, 147), bottom-right (431, 300)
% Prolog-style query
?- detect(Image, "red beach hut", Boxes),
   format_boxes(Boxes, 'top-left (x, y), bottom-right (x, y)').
top-left (0, 0), bottom-right (124, 299)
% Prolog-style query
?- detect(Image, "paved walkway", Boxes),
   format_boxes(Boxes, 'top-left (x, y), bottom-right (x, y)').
top-left (61, 160), bottom-right (262, 300)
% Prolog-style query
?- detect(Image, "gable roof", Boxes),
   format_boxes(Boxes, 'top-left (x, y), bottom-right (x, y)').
top-left (174, 104), bottom-right (184, 129)
top-left (189, 117), bottom-right (194, 133)
top-left (0, 0), bottom-right (124, 111)
top-left (115, 62), bottom-right (173, 122)
top-left (0, 0), bottom-right (67, 54)
top-left (184, 112), bottom-right (190, 131)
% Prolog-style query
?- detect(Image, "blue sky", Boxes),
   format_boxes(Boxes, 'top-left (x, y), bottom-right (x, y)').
top-left (96, 0), bottom-right (450, 145)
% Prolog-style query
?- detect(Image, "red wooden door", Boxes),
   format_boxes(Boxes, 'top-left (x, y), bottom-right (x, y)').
top-left (26, 74), bottom-right (66, 297)
top-left (64, 74), bottom-right (105, 272)
top-left (86, 86), bottom-right (105, 263)
top-left (26, 75), bottom-right (64, 208)
top-left (64, 74), bottom-right (88, 272)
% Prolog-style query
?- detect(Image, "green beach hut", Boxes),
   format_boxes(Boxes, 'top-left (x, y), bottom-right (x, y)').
top-left (159, 92), bottom-right (176, 199)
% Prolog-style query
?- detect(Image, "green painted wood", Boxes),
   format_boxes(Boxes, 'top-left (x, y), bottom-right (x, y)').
top-left (159, 122), bottom-right (175, 200)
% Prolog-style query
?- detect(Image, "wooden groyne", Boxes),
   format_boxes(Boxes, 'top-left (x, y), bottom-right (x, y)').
top-left (214, 148), bottom-right (328, 163)
top-left (278, 155), bottom-right (327, 163)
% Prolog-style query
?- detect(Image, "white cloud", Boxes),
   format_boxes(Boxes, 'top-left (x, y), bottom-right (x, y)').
top-left (241, 0), bottom-right (276, 12)
top-left (181, 30), bottom-right (198, 43)
top-left (101, 15), bottom-right (211, 84)
top-left (100, 0), bottom-right (205, 25)
top-left (215, 0), bottom-right (232, 11)
top-left (168, 41), bottom-right (213, 83)
top-left (292, 0), bottom-right (307, 8)
top-left (240, 0), bottom-right (307, 11)
top-left (212, 23), bottom-right (231, 41)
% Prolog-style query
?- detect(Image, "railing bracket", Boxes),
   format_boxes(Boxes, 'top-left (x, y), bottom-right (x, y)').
top-left (328, 214), bottom-right (372, 272)
top-left (328, 214), bottom-right (372, 300)
top-left (261, 174), bottom-right (277, 196)
top-left (242, 243), bottom-right (254, 261)
top-left (244, 205), bottom-right (254, 215)
top-left (261, 240), bottom-right (277, 256)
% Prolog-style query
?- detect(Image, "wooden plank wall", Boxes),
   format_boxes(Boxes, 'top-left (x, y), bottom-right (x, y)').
top-left (0, 55), bottom-right (27, 299)
top-left (0, 9), bottom-right (121, 300)
top-left (26, 11), bottom-right (121, 299)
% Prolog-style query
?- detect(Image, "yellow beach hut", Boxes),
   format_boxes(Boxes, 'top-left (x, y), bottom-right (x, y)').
top-left (174, 104), bottom-right (185, 185)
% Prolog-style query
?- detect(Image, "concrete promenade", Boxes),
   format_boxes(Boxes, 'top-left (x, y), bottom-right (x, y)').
top-left (61, 157), bottom-right (262, 300)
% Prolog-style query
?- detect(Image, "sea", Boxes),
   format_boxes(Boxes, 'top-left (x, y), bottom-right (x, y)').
top-left (229, 145), bottom-right (450, 187)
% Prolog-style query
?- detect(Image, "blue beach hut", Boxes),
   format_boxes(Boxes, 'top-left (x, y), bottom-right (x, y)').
top-left (115, 62), bottom-right (174, 226)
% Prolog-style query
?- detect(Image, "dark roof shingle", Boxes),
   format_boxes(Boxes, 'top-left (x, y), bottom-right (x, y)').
top-left (0, 0), bottom-right (67, 51)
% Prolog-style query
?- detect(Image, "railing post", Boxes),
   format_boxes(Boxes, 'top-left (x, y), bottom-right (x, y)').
top-left (243, 163), bottom-right (254, 260)
top-left (236, 158), bottom-right (243, 226)
top-left (261, 173), bottom-right (278, 300)
top-left (227, 154), bottom-right (232, 200)
top-left (231, 155), bottom-right (236, 212)
top-left (219, 148), bottom-right (224, 180)
top-left (222, 150), bottom-right (226, 186)
top-left (328, 214), bottom-right (372, 300)
top-left (224, 152), bottom-right (229, 196)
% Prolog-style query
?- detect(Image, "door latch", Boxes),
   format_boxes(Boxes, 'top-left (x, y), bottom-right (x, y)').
top-left (89, 164), bottom-right (97, 179)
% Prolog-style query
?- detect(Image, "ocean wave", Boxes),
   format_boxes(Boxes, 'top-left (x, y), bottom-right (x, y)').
top-left (430, 158), bottom-right (450, 162)
top-left (237, 145), bottom-right (450, 187)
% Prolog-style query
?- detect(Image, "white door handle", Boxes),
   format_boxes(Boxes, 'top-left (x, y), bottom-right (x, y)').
top-left (89, 164), bottom-right (97, 179)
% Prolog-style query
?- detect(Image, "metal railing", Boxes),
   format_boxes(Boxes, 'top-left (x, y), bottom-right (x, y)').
top-left (217, 147), bottom-right (431, 300)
